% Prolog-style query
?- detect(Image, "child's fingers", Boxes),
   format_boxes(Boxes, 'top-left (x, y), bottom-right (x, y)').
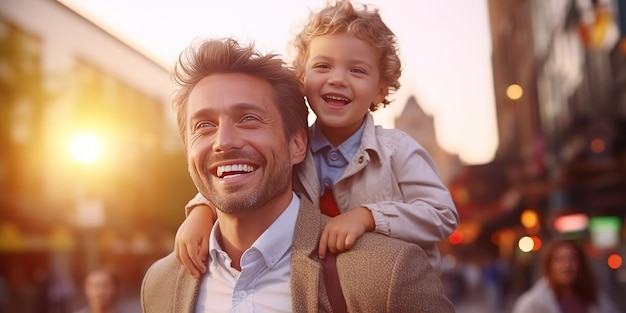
top-left (175, 242), bottom-right (183, 264)
top-left (343, 233), bottom-right (357, 251)
top-left (326, 231), bottom-right (339, 254)
top-left (199, 235), bottom-right (210, 263)
top-left (334, 233), bottom-right (346, 252)
top-left (190, 239), bottom-right (208, 274)
top-left (180, 245), bottom-right (201, 279)
top-left (318, 229), bottom-right (329, 259)
top-left (332, 230), bottom-right (359, 252)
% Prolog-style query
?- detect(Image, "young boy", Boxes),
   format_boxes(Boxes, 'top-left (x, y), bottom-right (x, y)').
top-left (175, 0), bottom-right (459, 278)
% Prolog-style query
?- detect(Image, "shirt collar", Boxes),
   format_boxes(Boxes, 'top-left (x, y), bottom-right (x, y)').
top-left (208, 192), bottom-right (300, 269)
top-left (309, 119), bottom-right (366, 159)
top-left (309, 122), bottom-right (330, 154)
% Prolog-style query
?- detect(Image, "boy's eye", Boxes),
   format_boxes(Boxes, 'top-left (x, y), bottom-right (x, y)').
top-left (351, 67), bottom-right (366, 74)
top-left (313, 63), bottom-right (330, 69)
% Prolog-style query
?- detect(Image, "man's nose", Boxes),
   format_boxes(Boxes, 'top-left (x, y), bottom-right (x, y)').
top-left (213, 121), bottom-right (243, 152)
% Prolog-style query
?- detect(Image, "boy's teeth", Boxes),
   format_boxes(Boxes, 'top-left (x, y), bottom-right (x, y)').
top-left (326, 95), bottom-right (348, 101)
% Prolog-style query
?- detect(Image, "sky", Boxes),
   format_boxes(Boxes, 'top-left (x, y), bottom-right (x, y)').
top-left (58, 0), bottom-right (499, 165)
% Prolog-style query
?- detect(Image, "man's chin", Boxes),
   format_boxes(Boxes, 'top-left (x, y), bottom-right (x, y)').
top-left (212, 195), bottom-right (256, 215)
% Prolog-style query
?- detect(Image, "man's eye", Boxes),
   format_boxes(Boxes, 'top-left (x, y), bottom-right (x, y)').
top-left (241, 115), bottom-right (260, 122)
top-left (195, 122), bottom-right (215, 129)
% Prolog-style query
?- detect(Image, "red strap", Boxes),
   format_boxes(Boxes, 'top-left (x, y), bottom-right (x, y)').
top-left (320, 188), bottom-right (340, 217)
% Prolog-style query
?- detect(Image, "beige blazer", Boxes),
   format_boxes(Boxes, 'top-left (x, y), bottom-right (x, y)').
top-left (141, 195), bottom-right (454, 312)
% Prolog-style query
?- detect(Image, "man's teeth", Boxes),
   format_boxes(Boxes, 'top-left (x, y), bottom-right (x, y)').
top-left (217, 164), bottom-right (254, 177)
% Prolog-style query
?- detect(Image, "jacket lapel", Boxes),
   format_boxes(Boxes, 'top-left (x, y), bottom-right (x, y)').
top-left (291, 194), bottom-right (325, 312)
top-left (295, 149), bottom-right (321, 207)
top-left (174, 265), bottom-right (201, 313)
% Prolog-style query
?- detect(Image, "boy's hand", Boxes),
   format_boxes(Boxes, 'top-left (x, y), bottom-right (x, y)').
top-left (174, 204), bottom-right (215, 279)
top-left (318, 207), bottom-right (375, 259)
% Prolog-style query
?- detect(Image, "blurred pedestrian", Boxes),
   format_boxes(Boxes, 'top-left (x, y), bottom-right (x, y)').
top-left (482, 251), bottom-right (510, 312)
top-left (0, 274), bottom-right (7, 313)
top-left (73, 268), bottom-right (136, 313)
top-left (511, 239), bottom-right (620, 313)
top-left (32, 267), bottom-right (50, 313)
top-left (48, 266), bottom-right (75, 313)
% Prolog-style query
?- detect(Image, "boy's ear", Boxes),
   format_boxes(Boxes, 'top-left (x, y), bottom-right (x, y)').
top-left (373, 84), bottom-right (388, 106)
top-left (290, 128), bottom-right (308, 165)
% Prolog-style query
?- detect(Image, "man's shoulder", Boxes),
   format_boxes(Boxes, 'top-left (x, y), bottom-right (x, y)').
top-left (142, 252), bottom-right (181, 292)
top-left (337, 233), bottom-right (430, 273)
top-left (146, 252), bottom-right (179, 274)
top-left (353, 232), bottom-right (425, 258)
top-left (332, 233), bottom-right (454, 311)
top-left (141, 252), bottom-right (190, 312)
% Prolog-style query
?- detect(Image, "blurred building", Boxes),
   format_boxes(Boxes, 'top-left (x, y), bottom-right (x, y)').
top-left (394, 96), bottom-right (464, 185)
top-left (0, 0), bottom-right (196, 310)
top-left (444, 0), bottom-right (626, 309)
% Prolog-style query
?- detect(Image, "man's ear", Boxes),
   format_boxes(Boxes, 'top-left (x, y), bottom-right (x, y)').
top-left (290, 129), bottom-right (308, 165)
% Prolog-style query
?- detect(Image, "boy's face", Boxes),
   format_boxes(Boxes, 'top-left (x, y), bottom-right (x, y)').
top-left (185, 73), bottom-right (306, 215)
top-left (303, 34), bottom-right (387, 145)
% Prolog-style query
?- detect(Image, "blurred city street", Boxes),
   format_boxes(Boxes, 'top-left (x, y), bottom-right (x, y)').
top-left (1, 0), bottom-right (626, 312)
top-left (455, 298), bottom-right (502, 313)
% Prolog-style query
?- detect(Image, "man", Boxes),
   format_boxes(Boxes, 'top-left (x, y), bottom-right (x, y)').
top-left (74, 268), bottom-right (138, 313)
top-left (141, 37), bottom-right (454, 312)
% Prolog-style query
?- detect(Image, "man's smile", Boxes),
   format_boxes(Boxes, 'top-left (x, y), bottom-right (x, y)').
top-left (216, 163), bottom-right (257, 178)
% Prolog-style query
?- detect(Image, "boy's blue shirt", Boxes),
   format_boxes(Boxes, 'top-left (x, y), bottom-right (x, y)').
top-left (309, 119), bottom-right (366, 191)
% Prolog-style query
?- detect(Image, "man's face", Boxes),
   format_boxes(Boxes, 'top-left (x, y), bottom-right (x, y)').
top-left (85, 271), bottom-right (116, 310)
top-left (185, 73), bottom-right (305, 215)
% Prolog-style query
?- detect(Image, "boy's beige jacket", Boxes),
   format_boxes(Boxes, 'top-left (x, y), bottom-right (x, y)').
top-left (141, 195), bottom-right (454, 313)
top-left (296, 113), bottom-right (459, 267)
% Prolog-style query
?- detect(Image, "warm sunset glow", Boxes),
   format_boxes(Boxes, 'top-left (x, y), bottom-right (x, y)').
top-left (68, 132), bottom-right (103, 164)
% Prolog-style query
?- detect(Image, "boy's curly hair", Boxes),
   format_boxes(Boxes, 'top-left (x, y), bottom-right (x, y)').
top-left (291, 0), bottom-right (401, 111)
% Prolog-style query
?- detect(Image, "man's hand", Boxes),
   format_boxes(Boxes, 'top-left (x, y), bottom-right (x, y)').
top-left (318, 207), bottom-right (375, 259)
top-left (174, 204), bottom-right (215, 279)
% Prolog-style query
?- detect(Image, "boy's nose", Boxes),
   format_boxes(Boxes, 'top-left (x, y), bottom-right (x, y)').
top-left (327, 71), bottom-right (347, 87)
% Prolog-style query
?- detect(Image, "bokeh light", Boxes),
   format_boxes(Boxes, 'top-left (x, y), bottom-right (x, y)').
top-left (520, 209), bottom-right (538, 229)
top-left (68, 132), bottom-right (103, 164)
top-left (518, 236), bottom-right (533, 252)
top-left (449, 229), bottom-right (463, 245)
top-left (553, 213), bottom-right (589, 233)
top-left (506, 84), bottom-right (523, 100)
top-left (607, 253), bottom-right (623, 270)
